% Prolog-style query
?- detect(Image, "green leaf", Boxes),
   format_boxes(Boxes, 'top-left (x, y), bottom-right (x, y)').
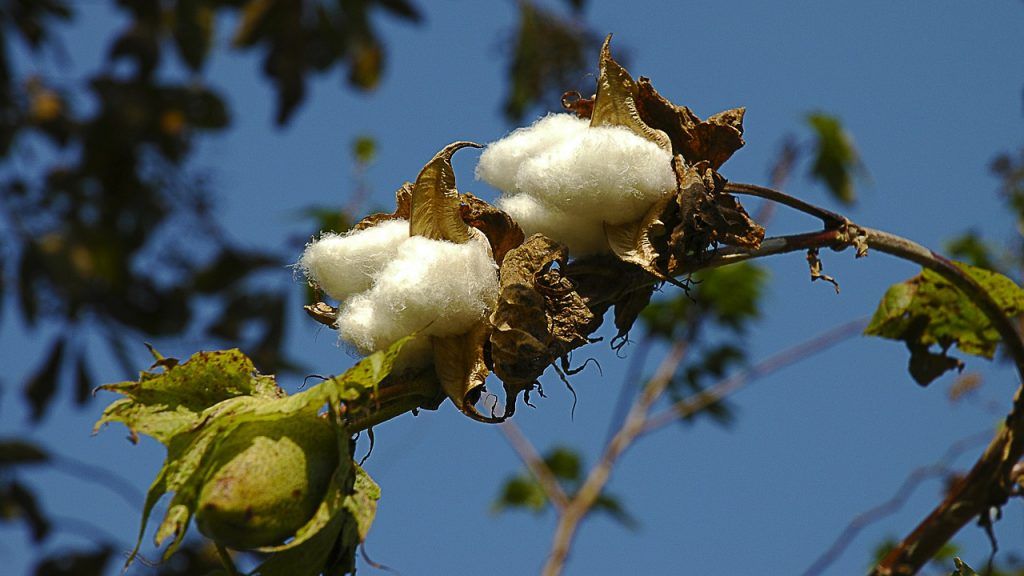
top-left (866, 262), bottom-right (1024, 385)
top-left (351, 135), bottom-right (377, 165)
top-left (493, 476), bottom-right (547, 513)
top-left (99, 339), bottom-right (407, 573)
top-left (544, 447), bottom-right (582, 482)
top-left (807, 112), bottom-right (864, 205)
top-left (94, 348), bottom-right (284, 444)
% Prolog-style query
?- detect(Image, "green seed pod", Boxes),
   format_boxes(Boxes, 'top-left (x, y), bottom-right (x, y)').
top-left (195, 413), bottom-right (339, 549)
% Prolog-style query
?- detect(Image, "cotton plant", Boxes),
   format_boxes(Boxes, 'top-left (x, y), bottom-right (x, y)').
top-left (299, 142), bottom-right (517, 421)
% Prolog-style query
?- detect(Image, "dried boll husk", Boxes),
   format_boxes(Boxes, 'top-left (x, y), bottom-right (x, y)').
top-left (195, 413), bottom-right (339, 550)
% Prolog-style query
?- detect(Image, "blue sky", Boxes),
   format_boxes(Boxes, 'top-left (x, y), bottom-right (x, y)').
top-left (3, 1), bottom-right (1024, 574)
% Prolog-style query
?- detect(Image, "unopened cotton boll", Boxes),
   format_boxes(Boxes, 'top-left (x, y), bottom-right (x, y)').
top-left (497, 194), bottom-right (609, 255)
top-left (298, 219), bottom-right (409, 301)
top-left (335, 229), bottom-right (499, 363)
top-left (475, 114), bottom-right (590, 193)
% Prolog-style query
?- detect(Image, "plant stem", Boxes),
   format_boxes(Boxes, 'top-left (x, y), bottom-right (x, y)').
top-left (726, 182), bottom-right (1024, 576)
top-left (542, 341), bottom-right (688, 576)
top-left (216, 543), bottom-right (239, 576)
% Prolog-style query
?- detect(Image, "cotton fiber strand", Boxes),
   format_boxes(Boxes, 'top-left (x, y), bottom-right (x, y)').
top-left (298, 219), bottom-right (409, 301)
top-left (475, 114), bottom-right (590, 193)
top-left (335, 230), bottom-right (499, 359)
top-left (476, 113), bottom-right (675, 255)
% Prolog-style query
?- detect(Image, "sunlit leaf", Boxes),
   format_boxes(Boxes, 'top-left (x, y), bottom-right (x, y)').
top-left (866, 262), bottom-right (1024, 385)
top-left (98, 340), bottom-right (406, 572)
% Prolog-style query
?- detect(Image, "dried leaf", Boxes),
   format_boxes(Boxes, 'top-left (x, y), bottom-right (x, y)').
top-left (409, 141), bottom-right (481, 243)
top-left (590, 35), bottom-right (671, 152)
top-left (353, 183), bottom-right (413, 231)
top-left (459, 192), bottom-right (525, 265)
top-left (604, 194), bottom-right (675, 281)
top-left (431, 323), bottom-right (496, 421)
top-left (668, 158), bottom-right (764, 269)
top-left (489, 235), bottom-right (597, 411)
top-left (635, 78), bottom-right (745, 169)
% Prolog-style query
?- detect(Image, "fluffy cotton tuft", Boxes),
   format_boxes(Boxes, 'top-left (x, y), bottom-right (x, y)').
top-left (475, 114), bottom-right (590, 193)
top-left (299, 219), bottom-right (410, 301)
top-left (334, 229), bottom-right (499, 357)
top-left (476, 113), bottom-right (675, 255)
top-left (496, 194), bottom-right (608, 255)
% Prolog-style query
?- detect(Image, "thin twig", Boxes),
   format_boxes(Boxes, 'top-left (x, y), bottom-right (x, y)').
top-left (722, 182), bottom-right (1024, 576)
top-left (803, 430), bottom-right (992, 576)
top-left (542, 341), bottom-right (689, 576)
top-left (215, 543), bottom-right (239, 576)
top-left (726, 182), bottom-right (848, 226)
top-left (642, 318), bottom-right (868, 435)
top-left (498, 419), bottom-right (570, 512)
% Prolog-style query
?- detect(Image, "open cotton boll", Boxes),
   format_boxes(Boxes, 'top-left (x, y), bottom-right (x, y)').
top-left (335, 293), bottom-right (434, 365)
top-left (475, 113), bottom-right (590, 193)
top-left (335, 230), bottom-right (499, 364)
top-left (513, 124), bottom-right (675, 225)
top-left (497, 194), bottom-right (609, 255)
top-left (298, 219), bottom-right (409, 301)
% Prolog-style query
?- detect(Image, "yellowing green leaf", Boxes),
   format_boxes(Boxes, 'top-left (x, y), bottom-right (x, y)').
top-left (866, 262), bottom-right (1024, 385)
top-left (98, 338), bottom-right (408, 574)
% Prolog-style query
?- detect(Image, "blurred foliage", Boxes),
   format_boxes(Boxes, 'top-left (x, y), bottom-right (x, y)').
top-left (641, 262), bottom-right (767, 425)
top-left (493, 446), bottom-right (636, 529)
top-left (806, 112), bottom-right (865, 205)
top-left (946, 231), bottom-right (999, 273)
top-left (504, 1), bottom-right (599, 121)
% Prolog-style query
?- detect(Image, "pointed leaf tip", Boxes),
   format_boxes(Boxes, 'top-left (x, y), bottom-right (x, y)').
top-left (409, 142), bottom-right (482, 243)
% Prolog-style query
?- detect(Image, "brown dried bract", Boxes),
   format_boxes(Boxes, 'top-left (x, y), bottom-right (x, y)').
top-left (459, 193), bottom-right (525, 266)
top-left (635, 78), bottom-right (745, 170)
top-left (352, 183), bottom-right (413, 231)
top-left (591, 36), bottom-right (672, 153)
top-left (667, 157), bottom-right (764, 271)
top-left (489, 235), bottom-right (598, 415)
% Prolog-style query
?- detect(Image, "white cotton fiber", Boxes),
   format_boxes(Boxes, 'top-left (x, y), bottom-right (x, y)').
top-left (497, 194), bottom-right (609, 255)
top-left (476, 113), bottom-right (675, 255)
top-left (475, 114), bottom-right (590, 193)
top-left (513, 125), bottom-right (675, 224)
top-left (334, 229), bottom-right (499, 358)
top-left (298, 219), bottom-right (409, 301)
